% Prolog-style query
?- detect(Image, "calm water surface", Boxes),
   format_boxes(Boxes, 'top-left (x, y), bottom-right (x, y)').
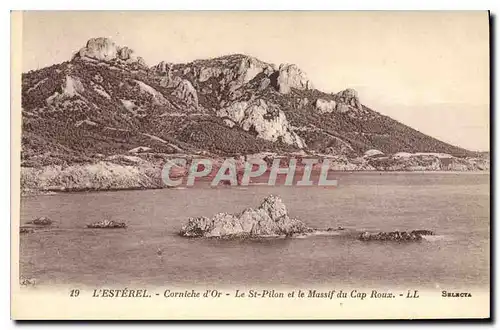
top-left (20, 173), bottom-right (490, 289)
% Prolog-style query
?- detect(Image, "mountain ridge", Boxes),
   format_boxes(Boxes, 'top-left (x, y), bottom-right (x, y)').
top-left (20, 37), bottom-right (488, 193)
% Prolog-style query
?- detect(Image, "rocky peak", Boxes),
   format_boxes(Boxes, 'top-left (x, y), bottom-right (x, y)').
top-left (274, 63), bottom-right (313, 94)
top-left (155, 54), bottom-right (314, 98)
top-left (187, 54), bottom-right (275, 93)
top-left (259, 195), bottom-right (288, 220)
top-left (236, 55), bottom-right (275, 84)
top-left (73, 37), bottom-right (146, 66)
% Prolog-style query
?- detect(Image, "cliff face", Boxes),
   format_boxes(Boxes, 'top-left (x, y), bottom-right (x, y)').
top-left (21, 37), bottom-right (486, 187)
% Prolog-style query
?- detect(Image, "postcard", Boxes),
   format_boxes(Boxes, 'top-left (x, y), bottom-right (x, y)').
top-left (11, 10), bottom-right (490, 320)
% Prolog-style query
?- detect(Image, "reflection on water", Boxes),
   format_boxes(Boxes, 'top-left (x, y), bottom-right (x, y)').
top-left (20, 173), bottom-right (490, 289)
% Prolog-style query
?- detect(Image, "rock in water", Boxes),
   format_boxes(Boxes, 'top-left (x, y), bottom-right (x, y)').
top-left (86, 219), bottom-right (127, 229)
top-left (20, 227), bottom-right (35, 234)
top-left (358, 230), bottom-right (434, 242)
top-left (411, 230), bottom-right (435, 236)
top-left (179, 195), bottom-right (310, 238)
top-left (26, 216), bottom-right (53, 226)
top-left (20, 276), bottom-right (36, 286)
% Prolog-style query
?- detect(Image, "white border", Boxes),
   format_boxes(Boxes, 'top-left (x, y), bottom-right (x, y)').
top-left (3, 1), bottom-right (498, 328)
top-left (2, 1), bottom-right (499, 10)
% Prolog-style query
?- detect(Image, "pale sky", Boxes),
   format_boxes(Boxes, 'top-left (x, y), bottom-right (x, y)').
top-left (20, 11), bottom-right (490, 151)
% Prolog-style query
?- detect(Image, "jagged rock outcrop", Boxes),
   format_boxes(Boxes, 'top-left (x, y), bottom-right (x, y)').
top-left (275, 64), bottom-right (313, 94)
top-left (315, 99), bottom-right (337, 114)
top-left (135, 80), bottom-right (169, 105)
top-left (152, 61), bottom-right (173, 75)
top-left (299, 98), bottom-right (309, 107)
top-left (236, 56), bottom-right (274, 85)
top-left (259, 77), bottom-right (271, 90)
top-left (171, 79), bottom-right (199, 108)
top-left (117, 47), bottom-right (136, 62)
top-left (74, 37), bottom-right (146, 66)
top-left (46, 76), bottom-right (84, 105)
top-left (195, 55), bottom-right (275, 92)
top-left (153, 61), bottom-right (183, 88)
top-left (217, 99), bottom-right (305, 148)
top-left (334, 88), bottom-right (362, 111)
top-left (179, 195), bottom-right (311, 238)
top-left (336, 103), bottom-right (351, 113)
top-left (197, 66), bottom-right (224, 82)
top-left (161, 75), bottom-right (183, 88)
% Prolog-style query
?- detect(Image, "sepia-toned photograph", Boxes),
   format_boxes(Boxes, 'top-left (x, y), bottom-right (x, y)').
top-left (11, 10), bottom-right (490, 320)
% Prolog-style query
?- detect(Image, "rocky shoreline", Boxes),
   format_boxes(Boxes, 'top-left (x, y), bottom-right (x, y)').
top-left (20, 152), bottom-right (489, 196)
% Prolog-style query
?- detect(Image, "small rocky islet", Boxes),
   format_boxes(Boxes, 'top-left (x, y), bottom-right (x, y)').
top-left (25, 216), bottom-right (53, 226)
top-left (359, 230), bottom-right (435, 242)
top-left (20, 227), bottom-right (35, 234)
top-left (179, 195), bottom-right (435, 242)
top-left (20, 217), bottom-right (127, 234)
top-left (179, 195), bottom-right (310, 238)
top-left (20, 216), bottom-right (55, 234)
top-left (86, 219), bottom-right (127, 229)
